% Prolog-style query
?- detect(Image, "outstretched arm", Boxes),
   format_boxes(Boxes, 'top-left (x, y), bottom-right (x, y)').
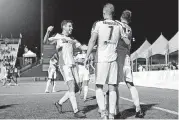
top-left (121, 31), bottom-right (132, 45)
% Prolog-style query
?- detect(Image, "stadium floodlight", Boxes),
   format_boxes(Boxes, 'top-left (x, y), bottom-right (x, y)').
top-left (41, 0), bottom-right (44, 59)
top-left (132, 37), bottom-right (135, 42)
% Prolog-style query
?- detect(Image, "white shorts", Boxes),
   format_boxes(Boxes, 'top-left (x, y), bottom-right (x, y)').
top-left (78, 65), bottom-right (90, 81)
top-left (48, 68), bottom-right (56, 79)
top-left (118, 55), bottom-right (133, 83)
top-left (95, 61), bottom-right (118, 85)
top-left (0, 74), bottom-right (7, 80)
top-left (62, 65), bottom-right (80, 83)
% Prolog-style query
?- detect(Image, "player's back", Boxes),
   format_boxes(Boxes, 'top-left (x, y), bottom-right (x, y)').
top-left (94, 19), bottom-right (121, 62)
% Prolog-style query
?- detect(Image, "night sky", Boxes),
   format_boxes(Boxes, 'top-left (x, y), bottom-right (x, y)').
top-left (0, 0), bottom-right (178, 57)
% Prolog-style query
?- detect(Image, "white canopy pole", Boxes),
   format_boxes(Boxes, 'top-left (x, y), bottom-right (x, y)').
top-left (151, 57), bottom-right (152, 71)
top-left (136, 59), bottom-right (137, 72)
top-left (146, 58), bottom-right (148, 71)
top-left (165, 53), bottom-right (168, 65)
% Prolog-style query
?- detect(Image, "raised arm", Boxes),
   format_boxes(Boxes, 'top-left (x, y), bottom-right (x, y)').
top-left (43, 26), bottom-right (54, 44)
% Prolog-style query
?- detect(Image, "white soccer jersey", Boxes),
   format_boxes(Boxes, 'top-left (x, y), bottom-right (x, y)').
top-left (75, 53), bottom-right (86, 62)
top-left (49, 33), bottom-right (81, 66)
top-left (49, 58), bottom-right (57, 70)
top-left (91, 20), bottom-right (121, 62)
top-left (0, 66), bottom-right (7, 79)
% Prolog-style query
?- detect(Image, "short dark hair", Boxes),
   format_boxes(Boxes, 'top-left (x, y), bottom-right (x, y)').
top-left (121, 10), bottom-right (132, 23)
top-left (61, 20), bottom-right (73, 29)
top-left (103, 3), bottom-right (115, 16)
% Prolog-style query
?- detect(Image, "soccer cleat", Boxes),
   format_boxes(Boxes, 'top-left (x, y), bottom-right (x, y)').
top-left (115, 112), bottom-right (121, 119)
top-left (54, 102), bottom-right (63, 113)
top-left (83, 98), bottom-right (87, 102)
top-left (101, 110), bottom-right (108, 120)
top-left (135, 110), bottom-right (144, 118)
top-left (8, 83), bottom-right (11, 86)
top-left (52, 90), bottom-right (56, 93)
top-left (74, 111), bottom-right (86, 118)
top-left (98, 108), bottom-right (102, 115)
top-left (108, 113), bottom-right (115, 119)
top-left (45, 91), bottom-right (49, 93)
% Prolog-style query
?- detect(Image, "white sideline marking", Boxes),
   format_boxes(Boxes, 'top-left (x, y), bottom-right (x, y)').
top-left (0, 91), bottom-right (66, 96)
top-left (88, 88), bottom-right (179, 116)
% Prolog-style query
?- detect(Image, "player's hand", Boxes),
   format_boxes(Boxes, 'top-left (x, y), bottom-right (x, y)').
top-left (47, 26), bottom-right (54, 33)
top-left (77, 82), bottom-right (82, 94)
top-left (68, 40), bottom-right (74, 44)
top-left (104, 40), bottom-right (109, 45)
top-left (84, 58), bottom-right (89, 70)
top-left (61, 38), bottom-right (67, 43)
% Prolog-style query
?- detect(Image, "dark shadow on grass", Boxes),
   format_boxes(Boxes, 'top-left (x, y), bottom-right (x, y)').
top-left (116, 103), bottom-right (158, 119)
top-left (83, 104), bottom-right (98, 114)
top-left (56, 90), bottom-right (68, 92)
top-left (0, 104), bottom-right (18, 109)
top-left (85, 96), bottom-right (96, 101)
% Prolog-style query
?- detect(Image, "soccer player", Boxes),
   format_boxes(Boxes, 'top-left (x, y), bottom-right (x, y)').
top-left (7, 65), bottom-right (17, 86)
top-left (75, 49), bottom-right (90, 101)
top-left (103, 10), bottom-right (144, 118)
top-left (13, 66), bottom-right (19, 86)
top-left (84, 3), bottom-right (121, 119)
top-left (45, 53), bottom-right (58, 93)
top-left (43, 20), bottom-right (86, 118)
top-left (1, 63), bottom-right (7, 86)
top-left (116, 10), bottom-right (144, 118)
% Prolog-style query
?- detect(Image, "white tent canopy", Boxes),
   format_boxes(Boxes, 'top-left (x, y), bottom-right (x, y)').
top-left (169, 32), bottom-right (178, 54)
top-left (23, 50), bottom-right (37, 57)
top-left (131, 39), bottom-right (151, 60)
top-left (138, 33), bottom-right (168, 59)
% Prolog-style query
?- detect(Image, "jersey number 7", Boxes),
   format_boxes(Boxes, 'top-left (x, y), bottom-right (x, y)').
top-left (108, 26), bottom-right (114, 40)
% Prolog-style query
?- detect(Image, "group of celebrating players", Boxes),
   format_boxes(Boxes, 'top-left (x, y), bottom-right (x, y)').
top-left (43, 3), bottom-right (144, 119)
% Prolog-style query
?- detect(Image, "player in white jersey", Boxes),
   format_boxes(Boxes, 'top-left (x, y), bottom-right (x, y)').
top-left (1, 63), bottom-right (7, 86)
top-left (45, 53), bottom-right (58, 93)
top-left (85, 3), bottom-right (121, 119)
top-left (43, 20), bottom-right (86, 118)
top-left (75, 49), bottom-right (90, 102)
top-left (104, 10), bottom-right (144, 118)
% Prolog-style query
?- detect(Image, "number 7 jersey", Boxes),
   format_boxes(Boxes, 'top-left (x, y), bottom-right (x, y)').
top-left (91, 19), bottom-right (122, 62)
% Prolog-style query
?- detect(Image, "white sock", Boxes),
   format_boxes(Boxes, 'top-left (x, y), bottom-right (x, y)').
top-left (83, 86), bottom-right (88, 100)
top-left (130, 86), bottom-right (141, 112)
top-left (59, 91), bottom-right (69, 105)
top-left (109, 91), bottom-right (117, 114)
top-left (115, 88), bottom-right (119, 115)
top-left (96, 88), bottom-right (105, 111)
top-left (69, 92), bottom-right (78, 113)
top-left (52, 81), bottom-right (56, 92)
top-left (45, 80), bottom-right (51, 92)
